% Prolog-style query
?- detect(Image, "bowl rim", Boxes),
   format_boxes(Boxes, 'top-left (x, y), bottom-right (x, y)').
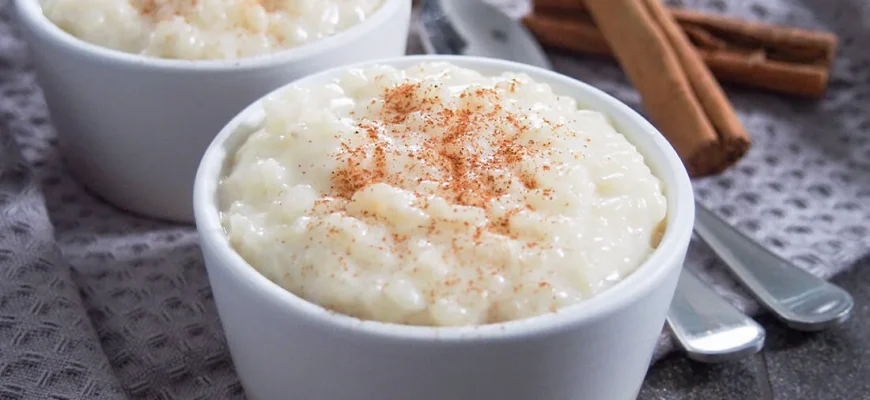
top-left (14, 0), bottom-right (409, 72)
top-left (194, 54), bottom-right (695, 342)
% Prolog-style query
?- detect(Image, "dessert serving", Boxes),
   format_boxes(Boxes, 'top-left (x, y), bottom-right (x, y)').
top-left (18, 0), bottom-right (408, 222)
top-left (219, 61), bottom-right (668, 326)
top-left (41, 0), bottom-right (384, 59)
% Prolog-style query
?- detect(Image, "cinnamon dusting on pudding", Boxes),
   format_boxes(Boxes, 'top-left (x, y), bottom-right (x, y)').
top-left (220, 62), bottom-right (668, 326)
top-left (331, 81), bottom-right (542, 230)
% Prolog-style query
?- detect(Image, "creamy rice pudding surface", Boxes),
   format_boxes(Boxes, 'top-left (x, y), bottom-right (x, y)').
top-left (220, 62), bottom-right (667, 327)
top-left (41, 0), bottom-right (383, 60)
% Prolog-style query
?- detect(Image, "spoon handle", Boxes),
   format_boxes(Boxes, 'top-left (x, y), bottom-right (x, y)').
top-left (693, 203), bottom-right (854, 331)
top-left (667, 269), bottom-right (765, 363)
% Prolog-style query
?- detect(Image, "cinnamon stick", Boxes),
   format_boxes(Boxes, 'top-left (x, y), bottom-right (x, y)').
top-left (671, 9), bottom-right (837, 65)
top-left (582, 0), bottom-right (748, 176)
top-left (522, 13), bottom-right (612, 56)
top-left (642, 0), bottom-right (750, 175)
top-left (532, 0), bottom-right (587, 15)
top-left (524, 1), bottom-right (837, 98)
top-left (534, 0), bottom-right (837, 64)
top-left (536, 0), bottom-right (830, 60)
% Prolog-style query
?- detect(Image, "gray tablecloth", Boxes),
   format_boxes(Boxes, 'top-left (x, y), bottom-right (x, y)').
top-left (1, 0), bottom-right (868, 398)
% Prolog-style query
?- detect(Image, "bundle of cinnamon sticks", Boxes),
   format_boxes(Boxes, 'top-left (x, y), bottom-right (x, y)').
top-left (523, 0), bottom-right (838, 176)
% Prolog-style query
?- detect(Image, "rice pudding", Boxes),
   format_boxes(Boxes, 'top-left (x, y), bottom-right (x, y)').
top-left (41, 0), bottom-right (384, 60)
top-left (219, 62), bottom-right (667, 327)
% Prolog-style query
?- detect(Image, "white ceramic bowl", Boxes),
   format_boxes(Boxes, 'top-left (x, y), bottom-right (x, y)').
top-left (14, 0), bottom-right (411, 222)
top-left (194, 55), bottom-right (694, 400)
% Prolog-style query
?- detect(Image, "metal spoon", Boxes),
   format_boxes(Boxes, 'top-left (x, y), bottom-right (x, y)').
top-left (416, 0), bottom-right (765, 362)
top-left (693, 202), bottom-right (854, 331)
top-left (667, 268), bottom-right (766, 363)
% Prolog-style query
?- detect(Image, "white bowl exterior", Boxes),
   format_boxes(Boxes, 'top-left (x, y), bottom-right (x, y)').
top-left (205, 241), bottom-right (683, 400)
top-left (195, 56), bottom-right (694, 400)
top-left (14, 0), bottom-right (411, 222)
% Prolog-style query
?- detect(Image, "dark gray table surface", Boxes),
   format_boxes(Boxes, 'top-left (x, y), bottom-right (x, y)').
top-left (639, 255), bottom-right (870, 400)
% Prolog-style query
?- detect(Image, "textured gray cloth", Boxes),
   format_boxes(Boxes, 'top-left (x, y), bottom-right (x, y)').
top-left (0, 0), bottom-right (868, 398)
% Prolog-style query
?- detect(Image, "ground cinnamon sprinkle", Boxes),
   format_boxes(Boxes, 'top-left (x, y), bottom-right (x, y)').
top-left (329, 79), bottom-right (545, 239)
top-left (135, 0), bottom-right (158, 16)
top-left (256, 0), bottom-right (282, 13)
top-left (383, 82), bottom-right (423, 115)
top-left (134, 0), bottom-right (202, 19)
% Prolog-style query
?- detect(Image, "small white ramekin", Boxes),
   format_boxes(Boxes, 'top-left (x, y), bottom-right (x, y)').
top-left (14, 0), bottom-right (412, 222)
top-left (194, 55), bottom-right (694, 400)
